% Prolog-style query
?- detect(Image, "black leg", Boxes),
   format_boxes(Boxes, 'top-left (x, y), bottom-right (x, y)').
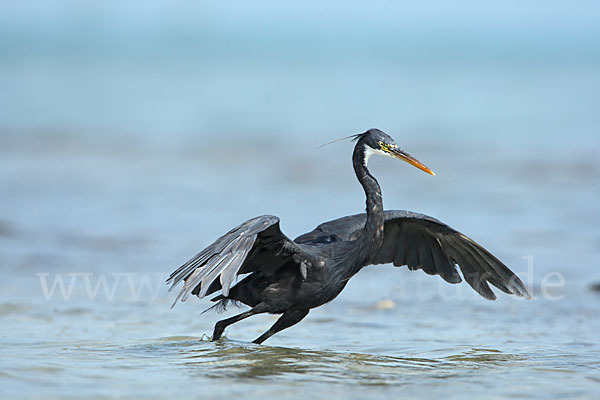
top-left (253, 309), bottom-right (309, 344)
top-left (212, 309), bottom-right (258, 341)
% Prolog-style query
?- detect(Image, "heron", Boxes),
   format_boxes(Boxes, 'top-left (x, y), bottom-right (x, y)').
top-left (167, 128), bottom-right (531, 344)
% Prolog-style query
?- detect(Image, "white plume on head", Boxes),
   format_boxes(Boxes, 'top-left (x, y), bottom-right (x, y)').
top-left (318, 133), bottom-right (362, 149)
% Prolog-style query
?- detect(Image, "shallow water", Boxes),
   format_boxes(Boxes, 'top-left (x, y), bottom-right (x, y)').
top-left (1, 138), bottom-right (599, 399)
top-left (1, 1), bottom-right (600, 399)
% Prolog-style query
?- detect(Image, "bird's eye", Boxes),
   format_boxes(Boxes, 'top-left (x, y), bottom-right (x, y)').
top-left (378, 141), bottom-right (391, 152)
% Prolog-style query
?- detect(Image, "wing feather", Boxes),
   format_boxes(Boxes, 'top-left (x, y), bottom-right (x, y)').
top-left (458, 239), bottom-right (513, 295)
top-left (415, 230), bottom-right (436, 275)
top-left (392, 223), bottom-right (409, 267)
top-left (442, 235), bottom-right (497, 299)
top-left (167, 215), bottom-right (310, 307)
top-left (429, 236), bottom-right (461, 283)
top-left (404, 225), bottom-right (419, 270)
top-left (306, 210), bottom-right (531, 300)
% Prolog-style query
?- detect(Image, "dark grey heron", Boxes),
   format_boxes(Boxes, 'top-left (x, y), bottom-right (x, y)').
top-left (167, 128), bottom-right (531, 344)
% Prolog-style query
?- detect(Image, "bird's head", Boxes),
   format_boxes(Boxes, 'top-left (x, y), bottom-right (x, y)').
top-left (356, 128), bottom-right (435, 175)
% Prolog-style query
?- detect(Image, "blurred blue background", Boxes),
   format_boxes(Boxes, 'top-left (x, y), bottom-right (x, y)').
top-left (1, 1), bottom-right (599, 399)
top-left (2, 0), bottom-right (599, 146)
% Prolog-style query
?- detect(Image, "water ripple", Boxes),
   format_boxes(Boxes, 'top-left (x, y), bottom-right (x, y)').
top-left (115, 337), bottom-right (527, 385)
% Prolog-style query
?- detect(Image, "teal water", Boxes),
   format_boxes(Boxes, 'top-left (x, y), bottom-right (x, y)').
top-left (1, 1), bottom-right (599, 399)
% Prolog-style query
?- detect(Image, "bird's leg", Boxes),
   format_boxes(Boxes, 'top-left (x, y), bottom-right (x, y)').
top-left (252, 309), bottom-right (309, 344)
top-left (212, 309), bottom-right (258, 341)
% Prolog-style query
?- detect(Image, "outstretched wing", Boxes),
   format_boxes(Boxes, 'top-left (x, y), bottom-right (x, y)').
top-left (167, 215), bottom-right (306, 307)
top-left (296, 210), bottom-right (531, 300)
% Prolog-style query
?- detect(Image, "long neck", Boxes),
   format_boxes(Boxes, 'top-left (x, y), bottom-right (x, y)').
top-left (350, 144), bottom-right (385, 263)
top-left (327, 143), bottom-right (386, 286)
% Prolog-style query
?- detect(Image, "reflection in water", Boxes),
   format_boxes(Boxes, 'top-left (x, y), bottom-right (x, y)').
top-left (147, 337), bottom-right (523, 384)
